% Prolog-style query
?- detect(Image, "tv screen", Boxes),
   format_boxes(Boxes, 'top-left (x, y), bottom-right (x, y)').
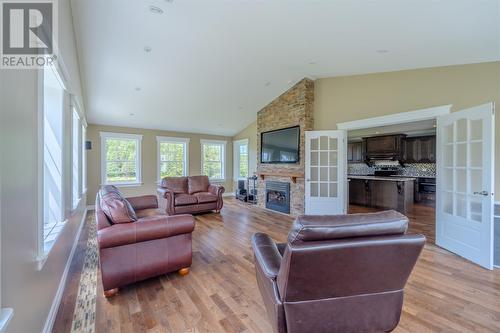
top-left (261, 126), bottom-right (300, 163)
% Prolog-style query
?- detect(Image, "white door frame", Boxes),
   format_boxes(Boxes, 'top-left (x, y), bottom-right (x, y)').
top-left (336, 105), bottom-right (452, 229)
top-left (337, 105), bottom-right (452, 131)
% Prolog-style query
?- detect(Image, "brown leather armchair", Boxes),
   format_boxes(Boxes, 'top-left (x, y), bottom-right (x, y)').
top-left (96, 193), bottom-right (195, 297)
top-left (157, 175), bottom-right (225, 215)
top-left (252, 210), bottom-right (425, 333)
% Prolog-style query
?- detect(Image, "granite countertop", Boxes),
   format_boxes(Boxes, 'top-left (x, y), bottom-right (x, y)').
top-left (348, 175), bottom-right (417, 182)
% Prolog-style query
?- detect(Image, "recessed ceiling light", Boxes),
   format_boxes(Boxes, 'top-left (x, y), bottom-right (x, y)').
top-left (129, 113), bottom-right (135, 116)
top-left (149, 5), bottom-right (164, 14)
top-left (376, 49), bottom-right (389, 54)
top-left (265, 82), bottom-right (271, 87)
top-left (144, 46), bottom-right (152, 53)
top-left (134, 87), bottom-right (141, 91)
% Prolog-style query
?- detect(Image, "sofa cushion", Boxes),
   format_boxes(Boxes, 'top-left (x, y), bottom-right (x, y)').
top-left (194, 192), bottom-right (218, 204)
top-left (135, 208), bottom-right (165, 219)
top-left (97, 214), bottom-right (195, 249)
top-left (161, 177), bottom-right (188, 194)
top-left (175, 193), bottom-right (198, 206)
top-left (188, 175), bottom-right (210, 194)
top-left (99, 185), bottom-right (137, 224)
top-left (288, 210), bottom-right (408, 244)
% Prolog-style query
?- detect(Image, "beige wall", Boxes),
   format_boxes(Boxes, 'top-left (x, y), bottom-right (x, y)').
top-left (0, 0), bottom-right (87, 332)
top-left (315, 61), bottom-right (500, 197)
top-left (86, 125), bottom-right (233, 201)
top-left (233, 121), bottom-right (258, 190)
top-left (233, 61), bottom-right (500, 198)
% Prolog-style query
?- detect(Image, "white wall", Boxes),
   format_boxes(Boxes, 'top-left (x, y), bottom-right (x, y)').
top-left (0, 0), bottom-right (87, 332)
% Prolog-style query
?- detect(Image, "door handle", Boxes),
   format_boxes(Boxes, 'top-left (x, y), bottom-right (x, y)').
top-left (473, 191), bottom-right (489, 196)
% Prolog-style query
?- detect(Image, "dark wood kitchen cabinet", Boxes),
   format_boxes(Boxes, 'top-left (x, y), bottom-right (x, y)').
top-left (403, 136), bottom-right (436, 163)
top-left (347, 142), bottom-right (363, 163)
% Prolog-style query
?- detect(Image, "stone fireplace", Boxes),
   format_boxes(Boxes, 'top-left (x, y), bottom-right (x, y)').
top-left (256, 78), bottom-right (314, 216)
top-left (265, 181), bottom-right (290, 214)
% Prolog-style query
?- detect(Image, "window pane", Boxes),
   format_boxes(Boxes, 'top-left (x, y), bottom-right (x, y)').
top-left (106, 138), bottom-right (136, 161)
top-left (160, 161), bottom-right (184, 178)
top-left (106, 161), bottom-right (137, 182)
top-left (203, 161), bottom-right (222, 179)
top-left (72, 110), bottom-right (80, 209)
top-left (159, 141), bottom-right (185, 177)
top-left (238, 144), bottom-right (248, 178)
top-left (43, 67), bottom-right (65, 249)
top-left (203, 143), bottom-right (224, 179)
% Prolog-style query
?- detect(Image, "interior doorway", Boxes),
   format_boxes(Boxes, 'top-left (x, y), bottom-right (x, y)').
top-left (345, 118), bottom-right (438, 243)
top-left (337, 104), bottom-right (497, 270)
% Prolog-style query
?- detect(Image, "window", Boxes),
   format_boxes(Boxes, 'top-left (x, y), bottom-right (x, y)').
top-left (233, 139), bottom-right (249, 180)
top-left (201, 139), bottom-right (226, 180)
top-left (82, 124), bottom-right (87, 193)
top-left (157, 136), bottom-right (189, 180)
top-left (100, 132), bottom-right (142, 185)
top-left (71, 108), bottom-right (81, 209)
top-left (42, 66), bottom-right (66, 253)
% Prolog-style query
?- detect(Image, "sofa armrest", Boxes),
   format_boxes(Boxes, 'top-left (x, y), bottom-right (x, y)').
top-left (252, 233), bottom-right (283, 280)
top-left (208, 184), bottom-right (225, 196)
top-left (97, 214), bottom-right (195, 249)
top-left (157, 187), bottom-right (173, 198)
top-left (127, 195), bottom-right (158, 210)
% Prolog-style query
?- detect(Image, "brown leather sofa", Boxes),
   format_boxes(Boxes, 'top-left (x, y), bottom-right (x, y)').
top-left (96, 192), bottom-right (195, 296)
top-left (157, 175), bottom-right (225, 215)
top-left (252, 210), bottom-right (425, 333)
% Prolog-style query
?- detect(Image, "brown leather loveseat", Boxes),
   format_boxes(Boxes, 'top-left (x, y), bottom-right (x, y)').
top-left (157, 175), bottom-right (224, 215)
top-left (252, 210), bottom-right (425, 333)
top-left (96, 186), bottom-right (195, 297)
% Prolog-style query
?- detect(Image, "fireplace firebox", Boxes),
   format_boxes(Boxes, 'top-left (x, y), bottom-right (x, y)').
top-left (265, 181), bottom-right (290, 214)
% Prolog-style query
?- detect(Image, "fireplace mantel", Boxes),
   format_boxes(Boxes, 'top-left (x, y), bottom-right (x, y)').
top-left (258, 172), bottom-right (304, 184)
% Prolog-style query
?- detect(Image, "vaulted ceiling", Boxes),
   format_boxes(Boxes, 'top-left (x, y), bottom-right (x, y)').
top-left (71, 0), bottom-right (500, 136)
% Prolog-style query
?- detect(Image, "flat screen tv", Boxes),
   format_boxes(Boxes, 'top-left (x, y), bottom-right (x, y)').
top-left (261, 126), bottom-right (300, 164)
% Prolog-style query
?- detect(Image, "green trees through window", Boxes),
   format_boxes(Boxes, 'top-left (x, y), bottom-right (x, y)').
top-left (105, 138), bottom-right (138, 182)
top-left (159, 141), bottom-right (186, 178)
top-left (202, 142), bottom-right (224, 179)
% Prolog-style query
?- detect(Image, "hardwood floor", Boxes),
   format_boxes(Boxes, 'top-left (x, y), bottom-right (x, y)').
top-left (54, 198), bottom-right (500, 333)
top-left (349, 203), bottom-right (436, 244)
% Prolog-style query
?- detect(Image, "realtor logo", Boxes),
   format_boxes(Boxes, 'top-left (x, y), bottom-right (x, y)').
top-left (1, 0), bottom-right (57, 68)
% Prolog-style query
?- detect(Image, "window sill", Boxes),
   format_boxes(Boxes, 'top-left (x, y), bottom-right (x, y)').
top-left (37, 218), bottom-right (68, 270)
top-left (0, 308), bottom-right (13, 333)
top-left (102, 182), bottom-right (143, 188)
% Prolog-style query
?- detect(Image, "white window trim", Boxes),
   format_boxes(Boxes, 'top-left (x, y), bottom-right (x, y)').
top-left (100, 132), bottom-right (143, 186)
top-left (71, 106), bottom-right (81, 210)
top-left (37, 63), bottom-right (69, 264)
top-left (200, 139), bottom-right (227, 181)
top-left (81, 123), bottom-right (88, 194)
top-left (233, 139), bottom-right (249, 181)
top-left (156, 136), bottom-right (190, 181)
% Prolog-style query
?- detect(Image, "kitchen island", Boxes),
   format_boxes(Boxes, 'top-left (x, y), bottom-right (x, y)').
top-left (348, 175), bottom-right (415, 214)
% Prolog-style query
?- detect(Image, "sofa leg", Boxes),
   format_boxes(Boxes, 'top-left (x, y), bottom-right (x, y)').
top-left (178, 268), bottom-right (190, 276)
top-left (104, 288), bottom-right (119, 298)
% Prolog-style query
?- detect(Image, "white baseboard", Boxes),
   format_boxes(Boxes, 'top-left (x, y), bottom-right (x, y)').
top-left (222, 193), bottom-right (235, 197)
top-left (42, 207), bottom-right (88, 333)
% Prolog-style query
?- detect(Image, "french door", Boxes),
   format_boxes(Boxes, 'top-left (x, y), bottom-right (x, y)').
top-left (436, 103), bottom-right (495, 269)
top-left (305, 130), bottom-right (347, 215)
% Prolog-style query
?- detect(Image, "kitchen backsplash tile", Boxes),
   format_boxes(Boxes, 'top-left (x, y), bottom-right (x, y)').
top-left (348, 163), bottom-right (436, 178)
